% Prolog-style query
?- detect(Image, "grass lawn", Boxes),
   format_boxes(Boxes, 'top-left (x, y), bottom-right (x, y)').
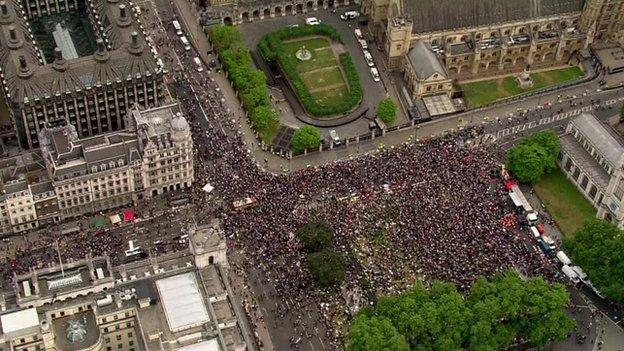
top-left (461, 66), bottom-right (584, 108)
top-left (533, 169), bottom-right (597, 237)
top-left (281, 36), bottom-right (348, 107)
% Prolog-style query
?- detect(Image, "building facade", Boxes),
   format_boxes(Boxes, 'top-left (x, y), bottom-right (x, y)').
top-left (558, 113), bottom-right (624, 228)
top-left (0, 0), bottom-right (165, 149)
top-left (38, 104), bottom-right (194, 220)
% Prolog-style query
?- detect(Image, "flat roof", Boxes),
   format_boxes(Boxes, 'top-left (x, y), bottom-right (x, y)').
top-left (423, 94), bottom-right (456, 116)
top-left (176, 339), bottom-right (220, 351)
top-left (0, 308), bottom-right (39, 336)
top-left (156, 272), bottom-right (210, 332)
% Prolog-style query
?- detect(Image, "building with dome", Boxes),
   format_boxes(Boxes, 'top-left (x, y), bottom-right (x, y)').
top-left (34, 103), bottom-right (194, 220)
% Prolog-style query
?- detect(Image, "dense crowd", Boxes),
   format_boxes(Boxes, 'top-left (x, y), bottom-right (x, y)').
top-left (0, 5), bottom-right (559, 349)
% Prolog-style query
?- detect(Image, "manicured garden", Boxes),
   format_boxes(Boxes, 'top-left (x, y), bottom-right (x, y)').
top-left (461, 66), bottom-right (584, 108)
top-left (534, 168), bottom-right (597, 237)
top-left (259, 24), bottom-right (362, 117)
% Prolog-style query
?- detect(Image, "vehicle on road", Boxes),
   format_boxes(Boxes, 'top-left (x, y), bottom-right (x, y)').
top-left (172, 20), bottom-right (183, 36)
top-left (354, 28), bottom-right (363, 39)
top-left (194, 57), bottom-right (204, 72)
top-left (340, 11), bottom-right (360, 20)
top-left (562, 265), bottom-right (580, 284)
top-left (363, 50), bottom-right (374, 66)
top-left (358, 39), bottom-right (368, 50)
top-left (180, 36), bottom-right (191, 51)
top-left (329, 130), bottom-right (341, 145)
top-left (370, 67), bottom-right (380, 82)
top-left (556, 251), bottom-right (572, 266)
top-left (305, 17), bottom-right (321, 25)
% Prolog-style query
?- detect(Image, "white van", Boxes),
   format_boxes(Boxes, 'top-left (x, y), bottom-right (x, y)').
top-left (529, 226), bottom-right (541, 239)
top-left (354, 28), bottom-right (363, 39)
top-left (370, 67), bottom-right (380, 82)
top-left (571, 266), bottom-right (588, 282)
top-left (180, 36), bottom-right (191, 51)
top-left (173, 20), bottom-right (183, 36)
top-left (561, 265), bottom-right (580, 284)
top-left (556, 251), bottom-right (572, 266)
top-left (363, 50), bottom-right (374, 67)
top-left (305, 17), bottom-right (320, 25)
top-left (358, 39), bottom-right (368, 50)
top-left (194, 57), bottom-right (204, 72)
top-left (340, 11), bottom-right (360, 20)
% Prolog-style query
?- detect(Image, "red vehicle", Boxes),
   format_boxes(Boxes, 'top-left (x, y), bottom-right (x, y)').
top-left (535, 223), bottom-right (545, 234)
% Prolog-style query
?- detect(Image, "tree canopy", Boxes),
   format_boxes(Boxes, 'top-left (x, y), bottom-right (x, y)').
top-left (506, 130), bottom-right (560, 183)
top-left (377, 98), bottom-right (397, 124)
top-left (563, 220), bottom-right (624, 302)
top-left (297, 221), bottom-right (333, 253)
top-left (346, 272), bottom-right (575, 351)
top-left (307, 249), bottom-right (346, 288)
top-left (292, 125), bottom-right (321, 153)
top-left (210, 26), bottom-right (274, 136)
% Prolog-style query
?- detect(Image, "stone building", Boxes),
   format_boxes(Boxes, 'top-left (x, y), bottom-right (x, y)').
top-left (0, 219), bottom-right (247, 351)
top-left (0, 0), bottom-right (164, 149)
top-left (205, 0), bottom-right (359, 25)
top-left (37, 104), bottom-right (194, 220)
top-left (360, 0), bottom-right (596, 98)
top-left (403, 41), bottom-right (453, 101)
top-left (558, 113), bottom-right (624, 228)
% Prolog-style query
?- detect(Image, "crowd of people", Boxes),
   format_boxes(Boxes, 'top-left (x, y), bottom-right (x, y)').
top-left (0, 4), bottom-right (561, 348)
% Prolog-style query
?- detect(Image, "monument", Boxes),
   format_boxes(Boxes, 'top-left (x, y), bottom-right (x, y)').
top-left (516, 69), bottom-right (534, 89)
top-left (295, 45), bottom-right (312, 61)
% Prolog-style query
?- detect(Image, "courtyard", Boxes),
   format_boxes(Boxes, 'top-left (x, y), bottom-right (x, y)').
top-left (533, 169), bottom-right (597, 237)
top-left (461, 66), bottom-right (585, 108)
top-left (239, 8), bottom-right (395, 142)
top-left (282, 37), bottom-right (349, 108)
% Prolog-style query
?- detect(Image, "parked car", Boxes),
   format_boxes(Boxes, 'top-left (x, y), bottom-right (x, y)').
top-left (363, 50), bottom-right (374, 67)
top-left (340, 11), bottom-right (360, 20)
top-left (370, 67), bottom-right (380, 82)
top-left (358, 39), bottom-right (368, 50)
top-left (354, 28), bottom-right (363, 39)
top-left (329, 130), bottom-right (341, 145)
top-left (305, 17), bottom-right (320, 25)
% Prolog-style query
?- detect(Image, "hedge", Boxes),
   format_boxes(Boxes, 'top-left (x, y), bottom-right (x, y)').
top-left (209, 26), bottom-right (272, 134)
top-left (258, 24), bottom-right (362, 117)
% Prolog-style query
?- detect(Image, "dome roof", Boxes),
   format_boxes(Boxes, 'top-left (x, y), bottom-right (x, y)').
top-left (66, 319), bottom-right (87, 343)
top-left (171, 112), bottom-right (189, 132)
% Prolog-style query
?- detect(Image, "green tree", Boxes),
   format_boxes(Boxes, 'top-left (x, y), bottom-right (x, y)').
top-left (346, 316), bottom-right (409, 351)
top-left (307, 249), bottom-right (346, 288)
top-left (297, 221), bottom-right (333, 253)
top-left (347, 272), bottom-right (574, 351)
top-left (291, 125), bottom-right (321, 153)
top-left (210, 25), bottom-right (243, 52)
top-left (524, 130), bottom-right (560, 172)
top-left (507, 142), bottom-right (548, 183)
top-left (563, 220), bottom-right (624, 302)
top-left (377, 98), bottom-right (397, 124)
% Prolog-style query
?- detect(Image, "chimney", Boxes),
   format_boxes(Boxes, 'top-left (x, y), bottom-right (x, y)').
top-left (94, 38), bottom-right (109, 62)
top-left (52, 47), bottom-right (67, 71)
top-left (0, 1), bottom-right (12, 25)
top-left (128, 31), bottom-right (143, 55)
top-left (117, 4), bottom-right (131, 27)
top-left (6, 25), bottom-right (21, 49)
top-left (17, 55), bottom-right (32, 78)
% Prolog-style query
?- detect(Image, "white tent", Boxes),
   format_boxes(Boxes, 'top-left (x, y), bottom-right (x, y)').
top-left (202, 183), bottom-right (214, 193)
top-left (109, 214), bottom-right (121, 224)
top-left (156, 273), bottom-right (210, 332)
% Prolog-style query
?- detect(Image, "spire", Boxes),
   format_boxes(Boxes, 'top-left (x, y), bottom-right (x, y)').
top-left (128, 31), bottom-right (144, 55)
top-left (52, 47), bottom-right (68, 72)
top-left (7, 25), bottom-right (22, 49)
top-left (117, 4), bottom-right (131, 28)
top-left (94, 38), bottom-right (110, 62)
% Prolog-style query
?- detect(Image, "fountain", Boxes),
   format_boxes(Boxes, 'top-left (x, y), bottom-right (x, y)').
top-left (295, 45), bottom-right (312, 61)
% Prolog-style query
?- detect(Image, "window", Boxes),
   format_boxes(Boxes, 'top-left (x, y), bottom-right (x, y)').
top-left (614, 178), bottom-right (624, 200)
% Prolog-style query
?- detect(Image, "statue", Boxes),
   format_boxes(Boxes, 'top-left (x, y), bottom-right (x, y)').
top-left (295, 45), bottom-right (312, 61)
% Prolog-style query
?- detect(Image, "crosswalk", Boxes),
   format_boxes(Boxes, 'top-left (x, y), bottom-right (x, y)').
top-left (487, 95), bottom-right (624, 141)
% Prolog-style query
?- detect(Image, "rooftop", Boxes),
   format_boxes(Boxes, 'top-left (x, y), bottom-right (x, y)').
top-left (403, 0), bottom-right (584, 33)
top-left (560, 133), bottom-right (610, 190)
top-left (407, 41), bottom-right (447, 80)
top-left (570, 113), bottom-right (624, 168)
top-left (155, 272), bottom-right (211, 333)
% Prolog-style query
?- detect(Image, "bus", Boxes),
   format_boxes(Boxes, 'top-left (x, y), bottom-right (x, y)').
top-left (180, 36), bottom-right (191, 51)
top-left (172, 20), bottom-right (183, 36)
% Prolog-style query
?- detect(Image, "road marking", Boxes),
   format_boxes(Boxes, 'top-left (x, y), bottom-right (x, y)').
top-left (527, 121), bottom-right (537, 128)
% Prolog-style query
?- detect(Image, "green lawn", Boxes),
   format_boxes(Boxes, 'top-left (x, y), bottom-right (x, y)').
top-left (461, 66), bottom-right (584, 108)
top-left (533, 169), bottom-right (597, 237)
top-left (281, 36), bottom-right (348, 106)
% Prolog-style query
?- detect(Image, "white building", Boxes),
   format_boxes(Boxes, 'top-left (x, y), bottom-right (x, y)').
top-left (38, 104), bottom-right (194, 220)
top-left (558, 113), bottom-right (624, 227)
